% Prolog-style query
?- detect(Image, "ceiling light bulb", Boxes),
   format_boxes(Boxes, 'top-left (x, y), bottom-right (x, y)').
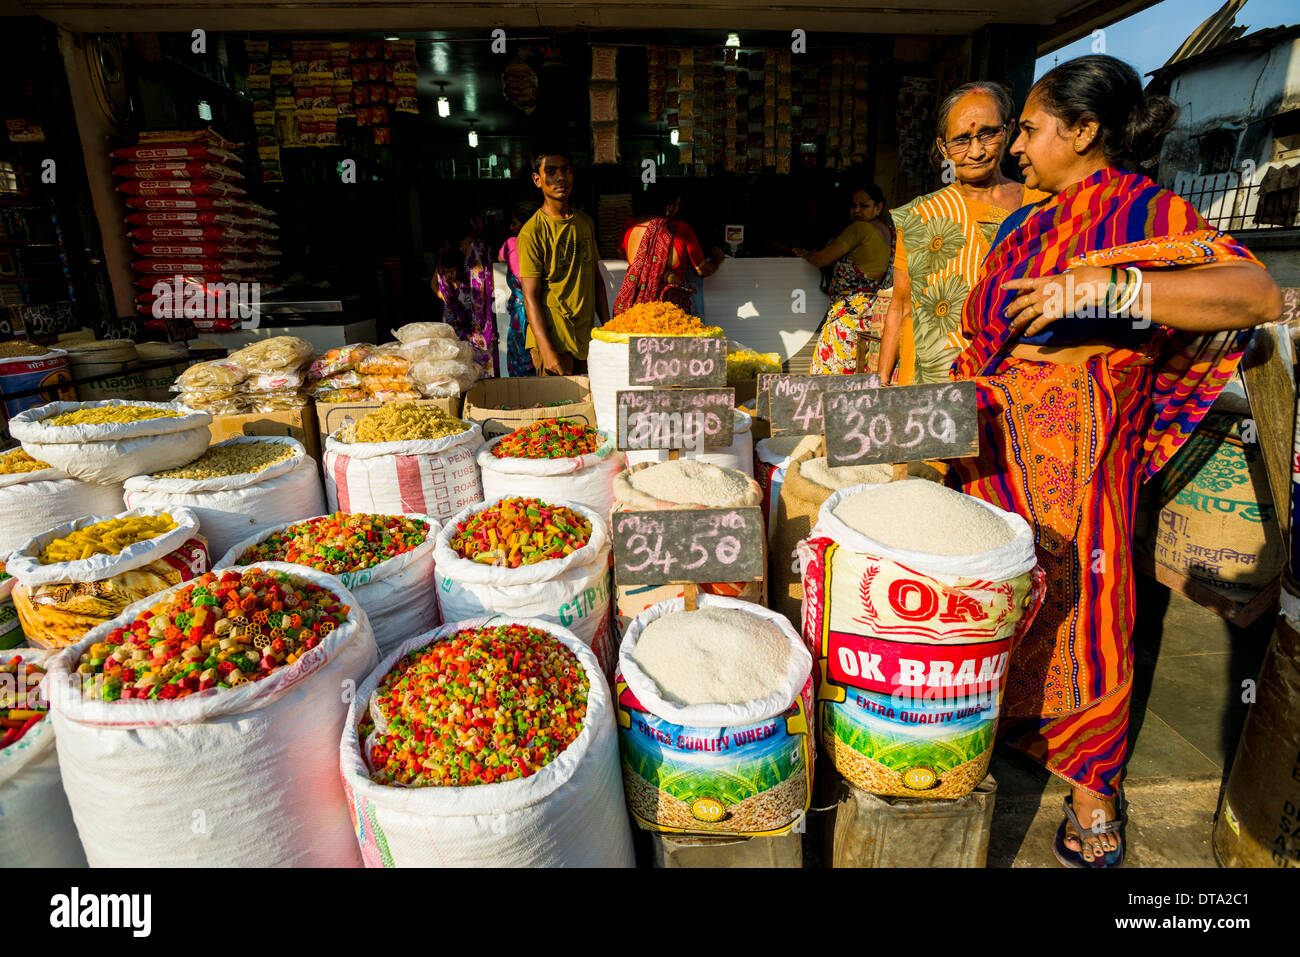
top-left (726, 33), bottom-right (741, 48)
top-left (437, 96), bottom-right (450, 117)
top-left (670, 128), bottom-right (679, 145)
top-left (468, 129), bottom-right (479, 148)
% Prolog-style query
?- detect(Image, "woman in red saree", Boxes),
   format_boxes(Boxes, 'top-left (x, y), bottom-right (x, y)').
top-left (951, 55), bottom-right (1280, 867)
top-left (616, 190), bottom-right (724, 316)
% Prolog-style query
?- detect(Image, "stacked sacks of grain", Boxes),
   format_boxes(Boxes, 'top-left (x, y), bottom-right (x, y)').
top-left (615, 595), bottom-right (815, 837)
top-left (339, 617), bottom-right (634, 867)
top-left (611, 460), bottom-right (764, 631)
top-left (800, 481), bottom-right (1046, 800)
top-left (323, 402), bottom-right (483, 522)
top-left (123, 436), bottom-right (326, 558)
top-left (771, 452), bottom-right (940, 626)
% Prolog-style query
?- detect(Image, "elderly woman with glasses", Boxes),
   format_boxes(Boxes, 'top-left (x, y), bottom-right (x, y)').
top-left (878, 82), bottom-right (1049, 385)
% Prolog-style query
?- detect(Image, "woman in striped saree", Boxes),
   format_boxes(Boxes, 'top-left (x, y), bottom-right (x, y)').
top-left (951, 55), bottom-right (1280, 867)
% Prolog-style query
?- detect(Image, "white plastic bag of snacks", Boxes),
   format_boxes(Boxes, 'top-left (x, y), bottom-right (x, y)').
top-left (0, 448), bottom-right (126, 555)
top-left (217, 513), bottom-right (440, 658)
top-left (615, 595), bottom-right (814, 836)
top-left (47, 563), bottom-right (379, 867)
top-left (477, 422), bottom-right (624, 519)
top-left (8, 507), bottom-right (209, 649)
top-left (9, 400), bottom-right (213, 485)
top-left (611, 461), bottom-right (765, 626)
top-left (799, 482), bottom-right (1046, 800)
top-left (434, 497), bottom-right (615, 675)
top-left (123, 437), bottom-right (325, 558)
top-left (625, 408), bottom-right (756, 478)
top-left (226, 335), bottom-right (314, 374)
top-left (393, 321), bottom-right (458, 344)
top-left (323, 403), bottom-right (483, 521)
top-left (0, 649), bottom-right (88, 867)
top-left (339, 616), bottom-right (634, 867)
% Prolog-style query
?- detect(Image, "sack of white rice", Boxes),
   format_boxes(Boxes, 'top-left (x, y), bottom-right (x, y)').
top-left (624, 408), bottom-right (756, 478)
top-left (611, 461), bottom-right (765, 630)
top-left (799, 480), bottom-right (1045, 800)
top-left (9, 400), bottom-right (212, 485)
top-left (615, 595), bottom-right (814, 836)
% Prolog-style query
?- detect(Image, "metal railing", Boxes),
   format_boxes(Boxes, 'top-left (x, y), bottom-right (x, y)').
top-left (1172, 171), bottom-right (1299, 231)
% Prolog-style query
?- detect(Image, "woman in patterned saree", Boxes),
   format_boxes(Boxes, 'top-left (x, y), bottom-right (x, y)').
top-left (951, 55), bottom-right (1280, 867)
top-left (880, 82), bottom-right (1048, 386)
top-left (434, 209), bottom-right (496, 377)
top-left (799, 183), bottom-right (895, 375)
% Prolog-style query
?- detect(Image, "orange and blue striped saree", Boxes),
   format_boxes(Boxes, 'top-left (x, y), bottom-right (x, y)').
top-left (950, 168), bottom-right (1263, 798)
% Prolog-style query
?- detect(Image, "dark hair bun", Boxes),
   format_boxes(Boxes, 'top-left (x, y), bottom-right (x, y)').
top-left (1124, 94), bottom-right (1178, 163)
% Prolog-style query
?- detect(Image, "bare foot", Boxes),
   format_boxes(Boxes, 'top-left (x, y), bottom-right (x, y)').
top-left (1062, 786), bottom-right (1121, 863)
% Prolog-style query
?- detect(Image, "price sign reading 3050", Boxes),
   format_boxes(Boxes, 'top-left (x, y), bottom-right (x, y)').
top-left (824, 381), bottom-right (979, 467)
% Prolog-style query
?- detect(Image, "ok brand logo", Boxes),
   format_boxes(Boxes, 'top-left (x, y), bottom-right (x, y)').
top-left (886, 579), bottom-right (989, 624)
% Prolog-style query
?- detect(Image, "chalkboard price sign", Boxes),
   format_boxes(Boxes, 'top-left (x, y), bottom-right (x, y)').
top-left (824, 380), bottom-right (979, 466)
top-left (96, 315), bottom-right (142, 342)
top-left (615, 387), bottom-right (735, 451)
top-left (612, 506), bottom-right (765, 585)
top-left (760, 373), bottom-right (881, 436)
top-left (627, 336), bottom-right (727, 387)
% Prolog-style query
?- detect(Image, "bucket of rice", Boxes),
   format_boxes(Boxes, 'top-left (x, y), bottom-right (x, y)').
top-left (611, 460), bottom-right (765, 630)
top-left (615, 595), bottom-right (814, 836)
top-left (799, 480), bottom-right (1045, 800)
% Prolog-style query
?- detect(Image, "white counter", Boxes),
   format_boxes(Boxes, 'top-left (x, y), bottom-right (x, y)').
top-left (194, 320), bottom-right (378, 354)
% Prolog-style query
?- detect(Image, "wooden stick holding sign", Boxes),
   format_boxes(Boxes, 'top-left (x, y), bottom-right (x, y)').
top-left (611, 506), bottom-right (766, 613)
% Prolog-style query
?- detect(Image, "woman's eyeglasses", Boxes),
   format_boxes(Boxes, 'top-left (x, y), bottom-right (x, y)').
top-left (942, 125), bottom-right (1008, 156)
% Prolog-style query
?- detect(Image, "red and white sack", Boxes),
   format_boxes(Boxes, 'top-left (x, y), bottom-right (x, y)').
top-left (798, 485), bottom-right (1046, 800)
top-left (111, 144), bottom-right (243, 164)
top-left (324, 422), bottom-right (483, 522)
top-left (133, 243), bottom-right (251, 259)
top-left (125, 210), bottom-right (243, 227)
top-left (128, 225), bottom-right (259, 242)
top-left (339, 616), bottom-right (634, 868)
top-left (116, 179), bottom-right (247, 197)
top-left (0, 648), bottom-right (87, 867)
top-left (123, 437), bottom-right (325, 558)
top-left (46, 562), bottom-right (379, 867)
top-left (113, 161), bottom-right (243, 181)
top-left (217, 515), bottom-right (441, 659)
top-left (477, 430), bottom-right (624, 519)
top-left (433, 497), bottom-right (616, 676)
top-left (124, 196), bottom-right (245, 211)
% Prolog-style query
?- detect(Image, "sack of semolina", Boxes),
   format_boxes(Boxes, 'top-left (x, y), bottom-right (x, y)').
top-left (615, 596), bottom-right (814, 836)
top-left (123, 437), bottom-right (326, 557)
top-left (799, 481), bottom-right (1045, 799)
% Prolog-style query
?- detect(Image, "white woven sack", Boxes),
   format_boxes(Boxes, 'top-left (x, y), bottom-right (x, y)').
top-left (7, 506), bottom-right (201, 587)
top-left (619, 594), bottom-right (811, 725)
top-left (216, 514), bottom-right (441, 658)
top-left (9, 400), bottom-right (213, 484)
top-left (0, 648), bottom-right (87, 867)
top-left (123, 437), bottom-right (325, 557)
top-left (339, 615), bottom-right (634, 867)
top-left (586, 336), bottom-right (630, 437)
top-left (625, 408), bottom-right (755, 477)
top-left (433, 497), bottom-right (615, 671)
top-left (0, 469), bottom-right (126, 556)
top-left (810, 484), bottom-right (1037, 586)
top-left (323, 422), bottom-right (484, 521)
top-left (477, 430), bottom-right (624, 519)
top-left (46, 562), bottom-right (379, 867)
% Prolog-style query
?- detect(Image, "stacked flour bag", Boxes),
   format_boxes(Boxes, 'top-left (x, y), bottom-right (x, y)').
top-left (307, 345), bottom-right (372, 404)
top-left (393, 323), bottom-right (482, 398)
top-left (114, 130), bottom-right (282, 328)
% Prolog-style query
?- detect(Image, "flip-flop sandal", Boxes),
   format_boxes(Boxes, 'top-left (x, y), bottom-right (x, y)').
top-left (1053, 787), bottom-right (1126, 869)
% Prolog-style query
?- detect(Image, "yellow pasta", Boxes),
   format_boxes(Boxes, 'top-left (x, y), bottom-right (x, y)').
top-left (338, 402), bottom-right (470, 444)
top-left (46, 406), bottom-right (182, 426)
top-left (152, 441), bottom-right (295, 479)
top-left (39, 514), bottom-right (178, 565)
top-left (0, 448), bottom-right (52, 474)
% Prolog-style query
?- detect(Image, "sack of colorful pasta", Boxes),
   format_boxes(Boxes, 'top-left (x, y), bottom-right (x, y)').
top-left (8, 400), bottom-right (213, 484)
top-left (340, 616), bottom-right (634, 867)
top-left (799, 481), bottom-right (1045, 799)
top-left (46, 563), bottom-right (378, 866)
top-left (477, 421), bottom-right (623, 518)
top-left (0, 448), bottom-right (127, 556)
top-left (7, 507), bottom-right (209, 649)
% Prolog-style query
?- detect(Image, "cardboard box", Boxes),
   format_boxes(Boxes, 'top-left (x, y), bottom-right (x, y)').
top-left (209, 407), bottom-right (321, 463)
top-left (315, 396), bottom-right (462, 453)
top-left (461, 376), bottom-right (595, 442)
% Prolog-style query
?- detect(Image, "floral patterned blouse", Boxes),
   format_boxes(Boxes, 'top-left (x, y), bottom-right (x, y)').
top-left (891, 183), bottom-right (1047, 385)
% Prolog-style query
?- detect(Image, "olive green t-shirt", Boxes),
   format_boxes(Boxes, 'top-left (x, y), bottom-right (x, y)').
top-left (518, 208), bottom-right (599, 360)
top-left (834, 220), bottom-right (891, 276)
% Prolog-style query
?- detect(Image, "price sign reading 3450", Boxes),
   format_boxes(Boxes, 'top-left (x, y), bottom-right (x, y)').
top-left (612, 507), bottom-right (765, 585)
top-left (627, 336), bottom-right (726, 387)
top-left (825, 381), bottom-right (979, 467)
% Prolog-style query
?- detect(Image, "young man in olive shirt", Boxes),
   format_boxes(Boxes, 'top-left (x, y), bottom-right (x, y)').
top-left (518, 149), bottom-right (609, 374)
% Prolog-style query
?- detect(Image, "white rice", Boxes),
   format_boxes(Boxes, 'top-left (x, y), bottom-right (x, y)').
top-left (627, 460), bottom-right (752, 507)
top-left (801, 457), bottom-right (897, 491)
top-left (833, 481), bottom-right (1016, 555)
top-left (631, 606), bottom-right (791, 706)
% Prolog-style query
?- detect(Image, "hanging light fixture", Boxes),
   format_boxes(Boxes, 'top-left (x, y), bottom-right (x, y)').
top-left (197, 100), bottom-right (212, 121)
top-left (670, 128), bottom-right (679, 146)
top-left (468, 122), bottom-right (479, 148)
top-left (725, 33), bottom-right (741, 48)
top-left (436, 82), bottom-right (451, 118)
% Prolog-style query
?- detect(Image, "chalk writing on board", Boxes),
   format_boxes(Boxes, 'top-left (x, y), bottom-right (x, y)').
top-left (616, 388), bottom-right (735, 451)
top-left (760, 373), bottom-right (881, 435)
top-left (1280, 288), bottom-right (1300, 325)
top-left (627, 336), bottom-right (727, 388)
top-left (825, 380), bottom-right (979, 466)
top-left (612, 507), bottom-right (765, 585)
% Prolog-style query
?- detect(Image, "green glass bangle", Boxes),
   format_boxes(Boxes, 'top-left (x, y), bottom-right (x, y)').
top-left (1106, 266), bottom-right (1119, 313)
